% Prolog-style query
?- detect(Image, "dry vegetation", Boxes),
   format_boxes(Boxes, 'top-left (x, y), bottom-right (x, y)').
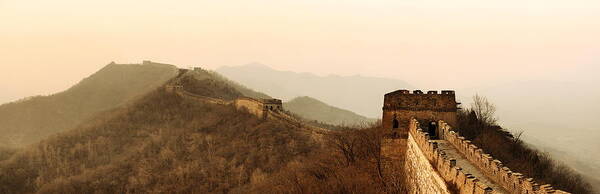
top-left (250, 126), bottom-right (407, 194)
top-left (454, 95), bottom-right (593, 194)
top-left (0, 147), bottom-right (16, 162)
top-left (0, 89), bottom-right (319, 193)
top-left (3, 64), bottom-right (588, 193)
top-left (0, 74), bottom-right (402, 193)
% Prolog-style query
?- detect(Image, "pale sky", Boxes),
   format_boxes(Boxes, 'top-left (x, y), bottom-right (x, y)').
top-left (2, 0), bottom-right (600, 103)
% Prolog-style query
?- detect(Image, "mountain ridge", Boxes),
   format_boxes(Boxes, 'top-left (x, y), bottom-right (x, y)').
top-left (216, 63), bottom-right (413, 117)
top-left (0, 62), bottom-right (179, 148)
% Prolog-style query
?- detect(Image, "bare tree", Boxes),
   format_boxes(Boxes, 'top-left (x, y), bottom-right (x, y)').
top-left (327, 131), bottom-right (358, 166)
top-left (470, 94), bottom-right (498, 126)
top-left (356, 128), bottom-right (386, 187)
top-left (512, 130), bottom-right (524, 144)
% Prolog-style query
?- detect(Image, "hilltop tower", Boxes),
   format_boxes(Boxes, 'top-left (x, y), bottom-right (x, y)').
top-left (382, 90), bottom-right (458, 138)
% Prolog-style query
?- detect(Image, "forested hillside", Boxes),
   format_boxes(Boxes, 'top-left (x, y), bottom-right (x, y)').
top-left (0, 62), bottom-right (179, 148)
top-left (0, 77), bottom-right (320, 193)
top-left (0, 70), bottom-right (409, 193)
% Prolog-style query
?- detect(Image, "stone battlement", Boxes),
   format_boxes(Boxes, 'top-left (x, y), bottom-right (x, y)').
top-left (385, 89), bottom-right (456, 95)
top-left (408, 119), bottom-right (497, 193)
top-left (383, 89), bottom-right (458, 111)
top-left (233, 97), bottom-right (282, 119)
top-left (434, 120), bottom-right (568, 194)
top-left (165, 84), bottom-right (283, 119)
top-left (382, 89), bottom-right (458, 132)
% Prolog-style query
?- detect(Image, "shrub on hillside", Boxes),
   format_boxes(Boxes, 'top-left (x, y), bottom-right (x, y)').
top-left (251, 124), bottom-right (407, 193)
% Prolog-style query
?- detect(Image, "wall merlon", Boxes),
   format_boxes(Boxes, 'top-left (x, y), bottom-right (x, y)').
top-left (456, 170), bottom-right (468, 190)
top-left (465, 176), bottom-right (478, 194)
top-left (441, 90), bottom-right (455, 94)
top-left (475, 182), bottom-right (493, 194)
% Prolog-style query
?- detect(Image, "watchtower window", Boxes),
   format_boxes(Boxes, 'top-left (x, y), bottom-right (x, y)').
top-left (392, 119), bottom-right (399, 129)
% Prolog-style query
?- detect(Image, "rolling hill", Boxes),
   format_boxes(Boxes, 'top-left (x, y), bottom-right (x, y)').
top-left (0, 73), bottom-right (321, 193)
top-left (285, 96), bottom-right (376, 126)
top-left (0, 61), bottom-right (179, 148)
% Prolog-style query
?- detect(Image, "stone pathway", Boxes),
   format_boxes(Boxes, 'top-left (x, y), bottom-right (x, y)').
top-left (433, 140), bottom-right (508, 194)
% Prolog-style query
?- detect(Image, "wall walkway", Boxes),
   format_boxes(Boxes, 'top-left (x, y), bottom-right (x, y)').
top-left (405, 119), bottom-right (569, 194)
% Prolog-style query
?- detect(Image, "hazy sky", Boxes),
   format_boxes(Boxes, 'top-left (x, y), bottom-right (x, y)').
top-left (2, 0), bottom-right (600, 103)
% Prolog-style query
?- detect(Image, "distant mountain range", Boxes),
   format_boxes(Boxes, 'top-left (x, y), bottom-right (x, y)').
top-left (216, 63), bottom-right (413, 118)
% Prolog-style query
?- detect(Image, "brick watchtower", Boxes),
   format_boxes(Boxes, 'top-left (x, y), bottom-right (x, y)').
top-left (382, 90), bottom-right (458, 138)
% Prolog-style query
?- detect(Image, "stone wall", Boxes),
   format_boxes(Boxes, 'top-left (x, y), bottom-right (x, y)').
top-left (166, 84), bottom-right (285, 119)
top-left (234, 97), bottom-right (267, 119)
top-left (436, 121), bottom-right (570, 194)
top-left (405, 133), bottom-right (453, 194)
top-left (166, 86), bottom-right (229, 105)
top-left (408, 119), bottom-right (495, 194)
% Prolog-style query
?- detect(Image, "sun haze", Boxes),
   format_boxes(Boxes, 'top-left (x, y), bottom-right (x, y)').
top-left (2, 0), bottom-right (600, 103)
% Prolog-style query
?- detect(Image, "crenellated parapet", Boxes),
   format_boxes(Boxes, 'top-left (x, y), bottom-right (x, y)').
top-left (411, 119), bottom-right (570, 194)
top-left (408, 119), bottom-right (495, 194)
top-left (382, 89), bottom-right (570, 193)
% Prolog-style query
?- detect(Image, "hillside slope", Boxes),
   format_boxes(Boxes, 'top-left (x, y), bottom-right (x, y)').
top-left (0, 76), bottom-right (319, 193)
top-left (0, 62), bottom-right (179, 148)
top-left (184, 68), bottom-right (271, 99)
top-left (216, 63), bottom-right (413, 118)
top-left (285, 96), bottom-right (376, 126)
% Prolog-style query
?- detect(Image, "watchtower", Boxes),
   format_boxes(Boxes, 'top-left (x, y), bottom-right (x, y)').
top-left (260, 99), bottom-right (283, 111)
top-left (382, 89), bottom-right (458, 138)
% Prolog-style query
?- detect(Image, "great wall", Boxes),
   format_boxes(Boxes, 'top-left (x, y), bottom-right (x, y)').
top-left (164, 64), bottom-right (568, 193)
top-left (164, 68), bottom-right (328, 138)
top-left (383, 90), bottom-right (568, 194)
top-left (167, 84), bottom-right (292, 120)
